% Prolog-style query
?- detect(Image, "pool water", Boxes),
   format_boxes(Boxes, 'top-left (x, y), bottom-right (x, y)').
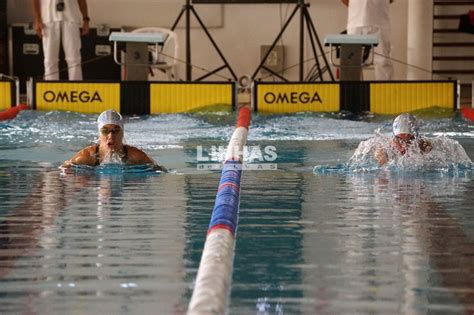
top-left (1, 110), bottom-right (473, 314)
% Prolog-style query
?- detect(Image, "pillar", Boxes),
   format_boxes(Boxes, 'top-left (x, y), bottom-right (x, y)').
top-left (407, 0), bottom-right (433, 80)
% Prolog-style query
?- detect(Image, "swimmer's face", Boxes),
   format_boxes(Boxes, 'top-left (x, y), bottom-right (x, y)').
top-left (99, 124), bottom-right (123, 151)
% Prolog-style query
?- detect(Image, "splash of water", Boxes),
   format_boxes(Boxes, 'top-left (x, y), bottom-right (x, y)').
top-left (101, 151), bottom-right (125, 165)
top-left (347, 130), bottom-right (389, 171)
top-left (62, 163), bottom-right (160, 174)
top-left (347, 132), bottom-right (472, 172)
top-left (421, 135), bottom-right (473, 171)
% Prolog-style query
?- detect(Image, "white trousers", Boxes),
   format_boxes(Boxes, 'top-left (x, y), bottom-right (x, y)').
top-left (347, 25), bottom-right (393, 80)
top-left (42, 21), bottom-right (83, 80)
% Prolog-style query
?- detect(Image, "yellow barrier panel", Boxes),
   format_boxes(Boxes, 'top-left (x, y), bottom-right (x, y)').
top-left (35, 82), bottom-right (120, 113)
top-left (0, 82), bottom-right (12, 111)
top-left (150, 83), bottom-right (233, 113)
top-left (370, 82), bottom-right (455, 114)
top-left (256, 83), bottom-right (340, 113)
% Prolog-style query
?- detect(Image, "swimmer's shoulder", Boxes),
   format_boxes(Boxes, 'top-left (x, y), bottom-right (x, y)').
top-left (64, 145), bottom-right (98, 167)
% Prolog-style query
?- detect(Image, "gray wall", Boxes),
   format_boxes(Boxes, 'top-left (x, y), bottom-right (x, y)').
top-left (7, 0), bottom-right (410, 81)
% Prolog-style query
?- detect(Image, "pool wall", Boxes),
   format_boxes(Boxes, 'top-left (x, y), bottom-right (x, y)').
top-left (0, 79), bottom-right (459, 115)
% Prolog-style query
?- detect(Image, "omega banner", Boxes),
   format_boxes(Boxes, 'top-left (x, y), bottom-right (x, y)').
top-left (254, 82), bottom-right (340, 113)
top-left (150, 82), bottom-right (234, 113)
top-left (254, 81), bottom-right (456, 114)
top-left (34, 82), bottom-right (120, 113)
top-left (33, 81), bottom-right (234, 114)
top-left (31, 80), bottom-right (456, 114)
top-left (369, 81), bottom-right (456, 114)
top-left (0, 81), bottom-right (13, 111)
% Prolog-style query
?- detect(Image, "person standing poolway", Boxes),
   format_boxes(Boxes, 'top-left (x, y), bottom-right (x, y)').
top-left (341, 0), bottom-right (394, 80)
top-left (374, 113), bottom-right (432, 166)
top-left (62, 110), bottom-right (167, 171)
top-left (32, 0), bottom-right (90, 80)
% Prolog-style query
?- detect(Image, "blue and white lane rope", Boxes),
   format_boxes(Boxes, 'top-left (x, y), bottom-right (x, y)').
top-left (188, 107), bottom-right (251, 315)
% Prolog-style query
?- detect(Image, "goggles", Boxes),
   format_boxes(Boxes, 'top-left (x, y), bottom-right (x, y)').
top-left (100, 127), bottom-right (122, 135)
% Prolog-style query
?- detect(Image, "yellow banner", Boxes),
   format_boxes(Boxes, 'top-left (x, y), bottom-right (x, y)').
top-left (0, 81), bottom-right (12, 111)
top-left (256, 83), bottom-right (340, 113)
top-left (370, 82), bottom-right (455, 114)
top-left (150, 83), bottom-right (233, 113)
top-left (35, 82), bottom-right (120, 113)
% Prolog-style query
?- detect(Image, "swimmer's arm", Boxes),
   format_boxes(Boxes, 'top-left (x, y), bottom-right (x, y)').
top-left (127, 146), bottom-right (168, 172)
top-left (151, 163), bottom-right (168, 172)
top-left (374, 147), bottom-right (389, 166)
top-left (61, 146), bottom-right (96, 168)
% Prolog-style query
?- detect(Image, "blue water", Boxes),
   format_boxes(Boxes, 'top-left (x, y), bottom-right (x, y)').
top-left (1, 110), bottom-right (473, 314)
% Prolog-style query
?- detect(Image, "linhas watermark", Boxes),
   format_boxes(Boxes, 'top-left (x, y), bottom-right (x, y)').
top-left (196, 145), bottom-right (278, 170)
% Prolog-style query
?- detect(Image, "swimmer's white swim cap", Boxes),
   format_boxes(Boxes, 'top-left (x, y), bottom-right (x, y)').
top-left (393, 113), bottom-right (419, 137)
top-left (97, 110), bottom-right (123, 130)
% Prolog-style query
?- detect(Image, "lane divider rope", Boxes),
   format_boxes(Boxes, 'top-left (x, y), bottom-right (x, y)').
top-left (188, 107), bottom-right (251, 315)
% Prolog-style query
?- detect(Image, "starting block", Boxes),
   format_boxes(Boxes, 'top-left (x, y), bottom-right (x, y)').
top-left (109, 31), bottom-right (165, 81)
top-left (324, 34), bottom-right (378, 81)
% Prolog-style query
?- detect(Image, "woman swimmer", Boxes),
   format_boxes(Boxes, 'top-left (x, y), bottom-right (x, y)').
top-left (61, 109), bottom-right (167, 171)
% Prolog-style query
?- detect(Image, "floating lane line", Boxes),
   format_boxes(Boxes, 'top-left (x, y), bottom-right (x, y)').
top-left (0, 104), bottom-right (29, 121)
top-left (188, 107), bottom-right (251, 315)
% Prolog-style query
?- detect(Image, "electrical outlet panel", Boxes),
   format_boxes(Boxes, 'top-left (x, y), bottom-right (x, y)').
top-left (260, 45), bottom-right (284, 75)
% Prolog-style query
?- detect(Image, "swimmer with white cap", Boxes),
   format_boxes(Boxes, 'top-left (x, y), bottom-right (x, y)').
top-left (375, 113), bottom-right (432, 166)
top-left (62, 109), bottom-right (166, 171)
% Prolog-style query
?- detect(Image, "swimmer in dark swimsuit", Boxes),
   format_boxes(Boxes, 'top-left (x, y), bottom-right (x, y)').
top-left (61, 109), bottom-right (167, 171)
top-left (93, 142), bottom-right (127, 166)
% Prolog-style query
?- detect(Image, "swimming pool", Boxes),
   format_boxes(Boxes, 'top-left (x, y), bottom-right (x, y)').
top-left (1, 110), bottom-right (473, 314)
